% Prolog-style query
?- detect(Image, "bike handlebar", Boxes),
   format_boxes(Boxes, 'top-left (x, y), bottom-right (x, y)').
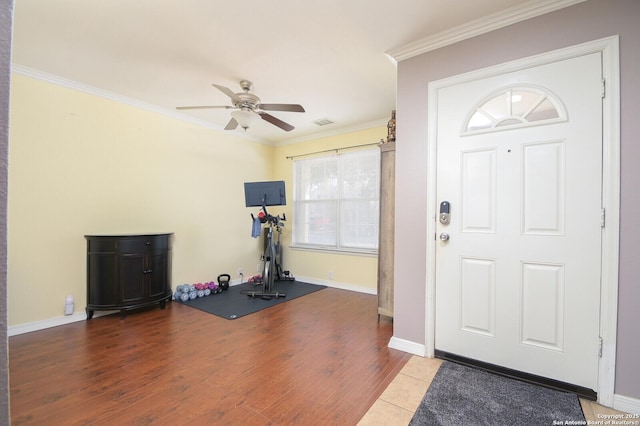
top-left (250, 209), bottom-right (286, 225)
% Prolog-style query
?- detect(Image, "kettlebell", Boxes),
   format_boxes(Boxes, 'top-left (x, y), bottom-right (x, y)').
top-left (217, 274), bottom-right (231, 291)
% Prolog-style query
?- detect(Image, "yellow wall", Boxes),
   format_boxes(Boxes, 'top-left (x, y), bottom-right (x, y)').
top-left (7, 73), bottom-right (385, 327)
top-left (8, 74), bottom-right (272, 325)
top-left (272, 127), bottom-right (385, 292)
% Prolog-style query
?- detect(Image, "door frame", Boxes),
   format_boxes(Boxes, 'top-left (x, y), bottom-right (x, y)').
top-left (425, 36), bottom-right (620, 406)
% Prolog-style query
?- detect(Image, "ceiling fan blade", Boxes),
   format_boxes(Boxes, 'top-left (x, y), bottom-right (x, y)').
top-left (259, 103), bottom-right (305, 113)
top-left (212, 84), bottom-right (241, 103)
top-left (176, 105), bottom-right (232, 110)
top-left (224, 118), bottom-right (238, 130)
top-left (260, 112), bottom-right (295, 132)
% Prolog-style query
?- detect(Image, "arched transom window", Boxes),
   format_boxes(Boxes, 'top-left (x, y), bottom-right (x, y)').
top-left (464, 86), bottom-right (566, 134)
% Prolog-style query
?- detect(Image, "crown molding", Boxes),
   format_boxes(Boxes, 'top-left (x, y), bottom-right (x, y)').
top-left (274, 117), bottom-right (388, 147)
top-left (11, 64), bottom-right (381, 146)
top-left (10, 64), bottom-right (268, 144)
top-left (386, 0), bottom-right (588, 62)
top-left (11, 64), bottom-right (384, 147)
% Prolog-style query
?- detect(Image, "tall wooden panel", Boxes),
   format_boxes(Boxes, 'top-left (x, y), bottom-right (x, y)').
top-left (378, 142), bottom-right (395, 319)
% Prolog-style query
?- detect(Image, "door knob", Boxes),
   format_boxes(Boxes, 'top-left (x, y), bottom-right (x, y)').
top-left (439, 233), bottom-right (450, 242)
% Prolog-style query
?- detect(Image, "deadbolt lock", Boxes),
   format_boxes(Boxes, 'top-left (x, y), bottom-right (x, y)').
top-left (439, 201), bottom-right (450, 225)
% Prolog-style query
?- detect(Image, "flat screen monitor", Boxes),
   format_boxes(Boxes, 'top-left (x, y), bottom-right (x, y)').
top-left (244, 180), bottom-right (286, 207)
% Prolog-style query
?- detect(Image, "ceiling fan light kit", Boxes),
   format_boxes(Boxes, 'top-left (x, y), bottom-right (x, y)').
top-left (177, 80), bottom-right (305, 132)
top-left (231, 109), bottom-right (258, 130)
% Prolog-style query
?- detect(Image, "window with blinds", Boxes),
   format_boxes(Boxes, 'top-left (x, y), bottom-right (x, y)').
top-left (292, 148), bottom-right (380, 253)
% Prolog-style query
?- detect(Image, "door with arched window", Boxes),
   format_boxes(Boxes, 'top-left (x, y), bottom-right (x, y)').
top-left (434, 52), bottom-right (602, 393)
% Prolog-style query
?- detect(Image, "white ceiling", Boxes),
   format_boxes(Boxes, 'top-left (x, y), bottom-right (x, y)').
top-left (10, 0), bottom-right (577, 144)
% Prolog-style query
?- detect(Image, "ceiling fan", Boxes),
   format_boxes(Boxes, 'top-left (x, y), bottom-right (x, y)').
top-left (176, 80), bottom-right (305, 132)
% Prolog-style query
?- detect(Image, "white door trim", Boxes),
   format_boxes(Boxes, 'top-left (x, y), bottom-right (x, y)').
top-left (425, 36), bottom-right (620, 406)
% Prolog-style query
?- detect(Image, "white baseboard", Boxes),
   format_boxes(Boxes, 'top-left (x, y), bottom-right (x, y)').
top-left (8, 311), bottom-right (90, 336)
top-left (9, 296), bottom-right (640, 413)
top-left (294, 275), bottom-right (377, 295)
top-left (613, 394), bottom-right (640, 414)
top-left (385, 336), bottom-right (640, 412)
top-left (8, 309), bottom-right (128, 336)
top-left (233, 276), bottom-right (376, 295)
top-left (388, 336), bottom-right (426, 356)
top-left (9, 279), bottom-right (375, 336)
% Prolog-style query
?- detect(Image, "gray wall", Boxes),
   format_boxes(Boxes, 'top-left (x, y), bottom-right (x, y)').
top-left (0, 0), bottom-right (13, 423)
top-left (394, 0), bottom-right (640, 399)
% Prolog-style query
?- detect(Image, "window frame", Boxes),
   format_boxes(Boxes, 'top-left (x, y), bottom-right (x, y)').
top-left (291, 147), bottom-right (380, 255)
top-left (462, 85), bottom-right (567, 135)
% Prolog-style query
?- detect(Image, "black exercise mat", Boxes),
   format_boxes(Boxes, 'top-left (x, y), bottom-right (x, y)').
top-left (174, 280), bottom-right (326, 320)
top-left (409, 361), bottom-right (585, 426)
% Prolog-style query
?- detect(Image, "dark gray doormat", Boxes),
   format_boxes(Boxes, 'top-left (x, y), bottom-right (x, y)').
top-left (174, 280), bottom-right (326, 320)
top-left (409, 361), bottom-right (585, 426)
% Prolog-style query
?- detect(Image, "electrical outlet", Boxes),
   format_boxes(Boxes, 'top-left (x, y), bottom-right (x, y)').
top-left (328, 271), bottom-right (334, 280)
top-left (237, 267), bottom-right (244, 276)
top-left (257, 263), bottom-right (262, 272)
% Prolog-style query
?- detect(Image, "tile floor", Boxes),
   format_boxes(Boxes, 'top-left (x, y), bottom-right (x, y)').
top-left (358, 355), bottom-right (630, 425)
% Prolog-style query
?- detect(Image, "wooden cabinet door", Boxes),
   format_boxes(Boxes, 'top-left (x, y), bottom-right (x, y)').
top-left (120, 254), bottom-right (146, 304)
top-left (87, 252), bottom-right (118, 306)
top-left (148, 252), bottom-right (168, 299)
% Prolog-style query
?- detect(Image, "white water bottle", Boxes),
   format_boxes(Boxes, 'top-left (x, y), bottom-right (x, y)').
top-left (64, 295), bottom-right (74, 315)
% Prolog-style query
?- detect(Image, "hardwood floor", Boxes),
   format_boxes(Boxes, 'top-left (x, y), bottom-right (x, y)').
top-left (9, 287), bottom-right (411, 425)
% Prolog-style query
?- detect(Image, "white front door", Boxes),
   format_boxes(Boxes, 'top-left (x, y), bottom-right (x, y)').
top-left (434, 52), bottom-right (603, 391)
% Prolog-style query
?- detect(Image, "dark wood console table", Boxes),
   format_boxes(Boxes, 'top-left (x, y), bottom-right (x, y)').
top-left (85, 233), bottom-right (173, 319)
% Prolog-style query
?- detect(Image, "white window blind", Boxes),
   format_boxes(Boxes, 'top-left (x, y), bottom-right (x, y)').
top-left (292, 148), bottom-right (380, 253)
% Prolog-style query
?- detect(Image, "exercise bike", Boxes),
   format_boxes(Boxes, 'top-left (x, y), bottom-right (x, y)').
top-left (242, 206), bottom-right (288, 299)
